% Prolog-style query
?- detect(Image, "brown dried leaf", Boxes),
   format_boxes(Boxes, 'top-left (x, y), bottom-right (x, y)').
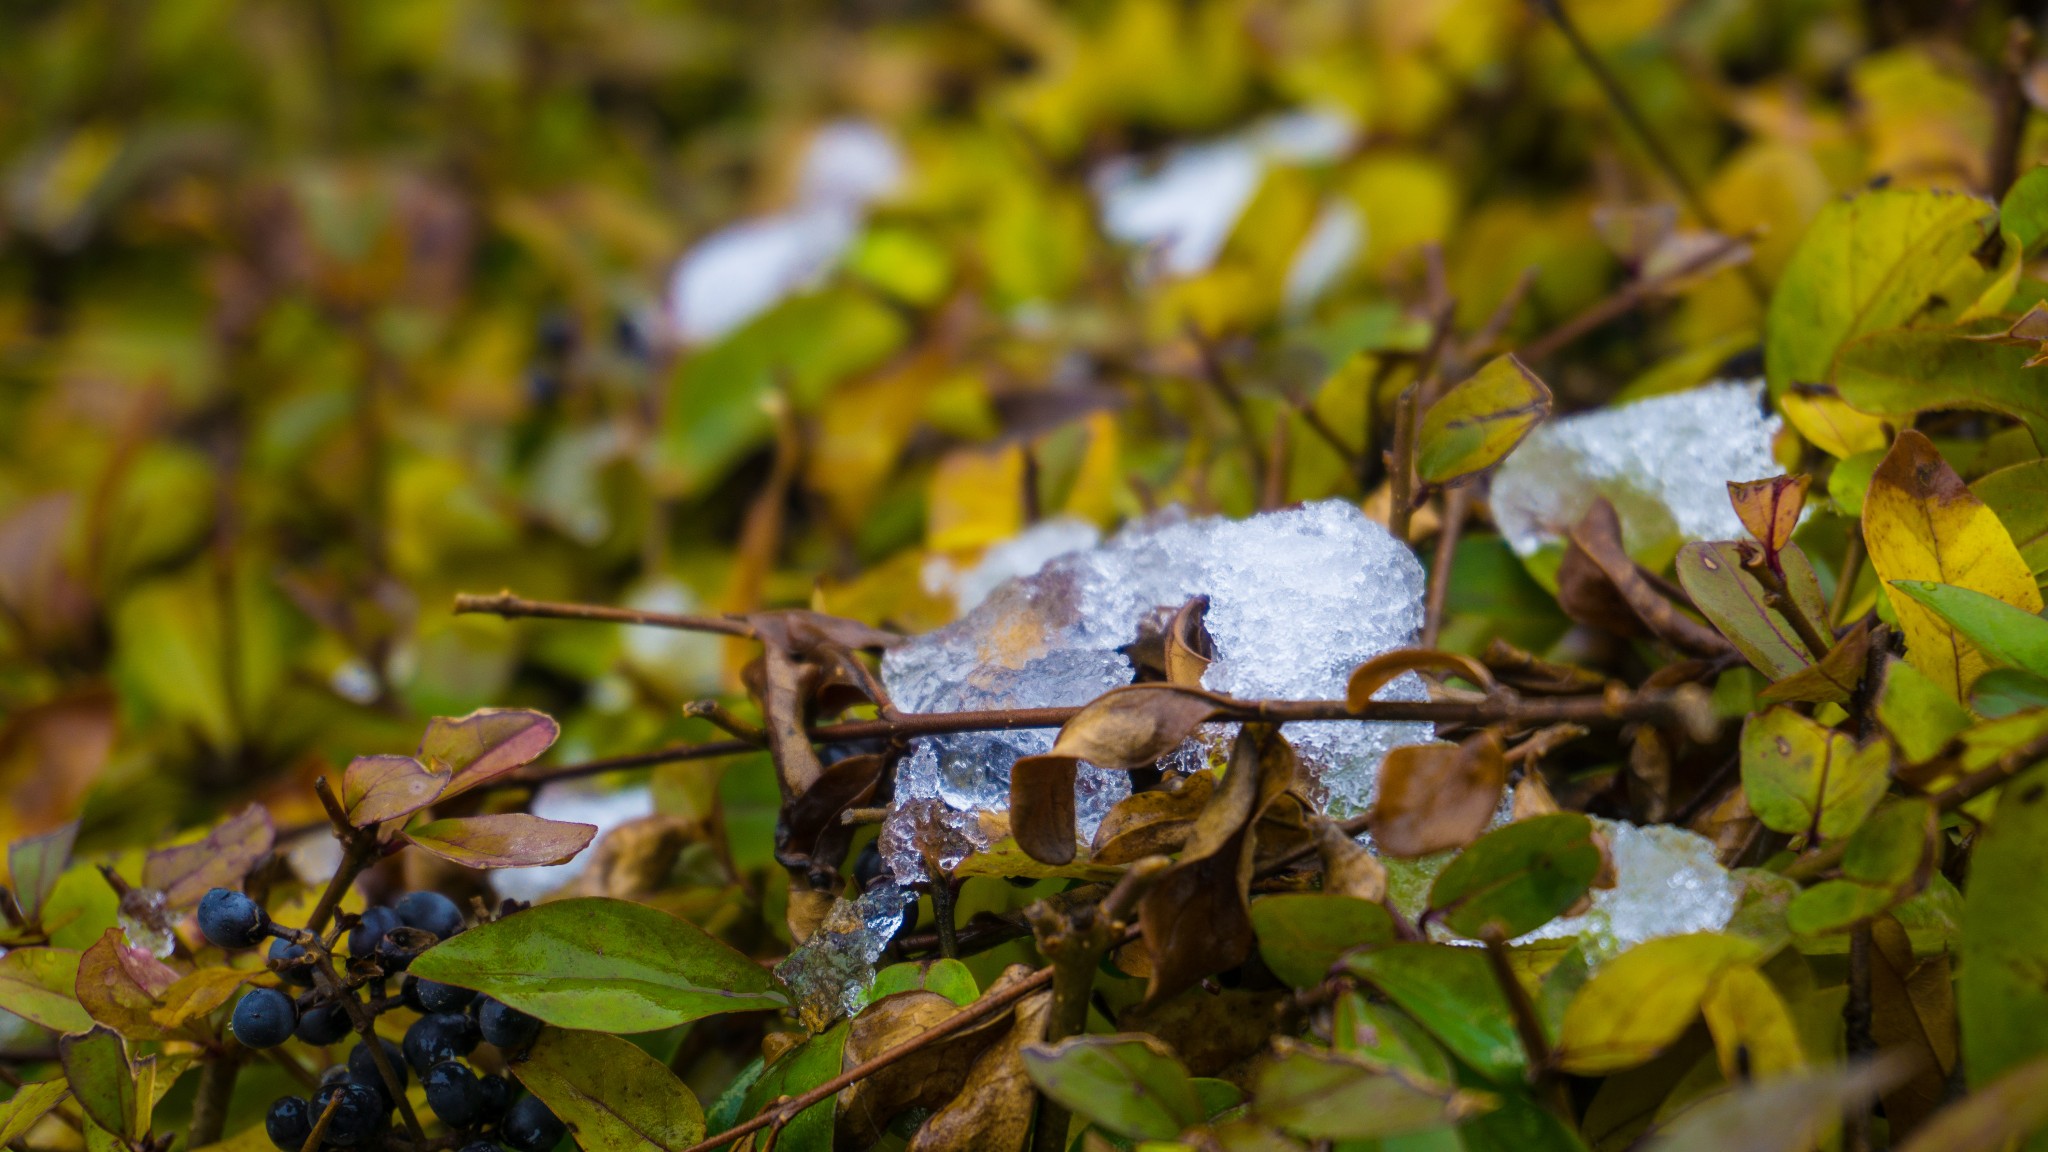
top-left (1346, 649), bottom-right (1496, 711)
top-left (342, 755), bottom-right (448, 827)
top-left (1369, 730), bottom-right (1507, 858)
top-left (1562, 499), bottom-right (1733, 657)
top-left (142, 804), bottom-right (274, 908)
top-left (1728, 475), bottom-right (1811, 557)
top-left (1139, 724), bottom-right (1296, 1004)
top-left (1312, 819), bottom-right (1386, 902)
top-left (779, 753), bottom-right (889, 871)
top-left (1870, 914), bottom-right (1957, 1137)
top-left (1163, 597), bottom-right (1214, 688)
top-left (747, 609), bottom-right (900, 655)
top-left (1091, 772), bottom-right (1215, 865)
top-left (1759, 618), bottom-right (1874, 705)
top-left (403, 814), bottom-right (596, 869)
top-left (1046, 684), bottom-right (1230, 770)
top-left (907, 984), bottom-right (1052, 1152)
top-left (1117, 985), bottom-right (1290, 1078)
top-left (759, 643), bottom-right (826, 798)
top-left (1010, 755), bottom-right (1083, 866)
top-left (837, 990), bottom-right (1011, 1146)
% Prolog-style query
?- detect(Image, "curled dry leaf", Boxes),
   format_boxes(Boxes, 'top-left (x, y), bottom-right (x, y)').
top-left (907, 974), bottom-right (1053, 1152)
top-left (1345, 649), bottom-right (1496, 712)
top-left (779, 752), bottom-right (889, 872)
top-left (1562, 499), bottom-right (1733, 658)
top-left (759, 642), bottom-right (827, 798)
top-left (1091, 770), bottom-right (1214, 865)
top-left (1138, 724), bottom-right (1298, 1004)
top-left (1369, 729), bottom-right (1508, 859)
top-left (1012, 684), bottom-right (1229, 865)
top-left (1759, 618), bottom-right (1874, 705)
top-left (1312, 819), bottom-right (1386, 902)
top-left (836, 989), bottom-right (1014, 1146)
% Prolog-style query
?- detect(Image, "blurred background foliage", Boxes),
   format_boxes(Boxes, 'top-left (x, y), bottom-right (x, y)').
top-left (0, 0), bottom-right (2033, 865)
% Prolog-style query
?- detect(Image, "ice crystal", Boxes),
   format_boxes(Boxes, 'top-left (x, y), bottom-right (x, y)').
top-left (773, 882), bottom-right (917, 1031)
top-left (1515, 818), bottom-right (1740, 964)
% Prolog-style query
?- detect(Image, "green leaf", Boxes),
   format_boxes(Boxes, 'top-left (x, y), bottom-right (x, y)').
top-left (1675, 541), bottom-right (1831, 681)
top-left (1739, 707), bottom-right (1891, 842)
top-left (1765, 187), bottom-right (2005, 455)
top-left (860, 959), bottom-right (978, 1010)
top-left (1892, 580), bottom-right (2048, 678)
top-left (1249, 894), bottom-right (1396, 988)
top-left (0, 947), bottom-right (91, 1034)
top-left (1250, 1044), bottom-right (1494, 1141)
top-left (1787, 799), bottom-right (1934, 937)
top-left (58, 1026), bottom-right (135, 1139)
top-left (1974, 668), bottom-right (2048, 718)
top-left (1836, 330), bottom-right (2048, 461)
top-left (1331, 992), bottom-right (1457, 1081)
top-left (1961, 761), bottom-right (2048, 1092)
top-left (0, 1081), bottom-right (70, 1145)
top-left (1554, 934), bottom-right (1762, 1075)
top-left (735, 1024), bottom-right (845, 1152)
top-left (1428, 813), bottom-right (1603, 940)
top-left (410, 897), bottom-right (786, 1032)
top-left (1020, 1034), bottom-right (1203, 1142)
top-left (8, 823), bottom-right (78, 924)
top-left (2003, 165), bottom-right (2048, 256)
top-left (1879, 658), bottom-right (1976, 764)
top-left (1416, 353), bottom-right (1551, 485)
top-left (1827, 448), bottom-right (1886, 519)
top-left (1973, 458), bottom-right (2048, 576)
top-left (1342, 944), bottom-right (1525, 1083)
top-left (511, 1027), bottom-right (705, 1152)
top-left (403, 814), bottom-right (596, 869)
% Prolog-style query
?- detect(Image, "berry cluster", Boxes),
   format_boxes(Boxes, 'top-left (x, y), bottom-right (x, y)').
top-left (197, 889), bottom-right (565, 1152)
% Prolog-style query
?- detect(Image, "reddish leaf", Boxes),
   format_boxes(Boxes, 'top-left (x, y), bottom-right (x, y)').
top-left (404, 814), bottom-right (596, 869)
top-left (342, 754), bottom-right (449, 827)
top-left (142, 805), bottom-right (274, 909)
top-left (1346, 649), bottom-right (1496, 710)
top-left (1728, 475), bottom-right (1811, 559)
top-left (418, 709), bottom-right (560, 798)
top-left (76, 927), bottom-right (180, 1040)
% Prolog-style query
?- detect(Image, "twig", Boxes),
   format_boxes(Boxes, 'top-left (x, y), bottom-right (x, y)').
top-left (300, 1087), bottom-right (344, 1152)
top-left (1481, 929), bottom-right (1569, 1117)
top-left (510, 687), bottom-right (1717, 790)
top-left (187, 1045), bottom-right (241, 1147)
top-left (1782, 728), bottom-right (2048, 880)
top-left (1422, 484), bottom-right (1473, 648)
top-left (930, 872), bottom-right (960, 961)
top-left (1990, 19), bottom-right (2035, 200)
top-left (681, 701), bottom-right (766, 745)
top-left (453, 592), bottom-right (757, 639)
top-left (680, 967), bottom-right (1057, 1152)
top-left (1516, 231), bottom-right (1754, 363)
top-left (1387, 382), bottom-right (1421, 543)
top-left (305, 778), bottom-right (381, 936)
top-left (1526, 0), bottom-right (1763, 300)
top-left (1184, 319), bottom-right (1270, 484)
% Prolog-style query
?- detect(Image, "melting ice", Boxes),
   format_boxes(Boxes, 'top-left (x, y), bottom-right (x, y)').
top-left (1514, 818), bottom-right (1740, 963)
top-left (1490, 380), bottom-right (1783, 560)
top-left (773, 881), bottom-right (916, 1031)
top-left (880, 499), bottom-right (1431, 881)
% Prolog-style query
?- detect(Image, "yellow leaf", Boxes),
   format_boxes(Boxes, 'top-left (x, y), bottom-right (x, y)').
top-left (1862, 430), bottom-right (2043, 699)
top-left (1415, 354), bottom-right (1552, 485)
top-left (1701, 963), bottom-right (1806, 1080)
top-left (927, 444), bottom-right (1027, 551)
top-left (1556, 933), bottom-right (1762, 1074)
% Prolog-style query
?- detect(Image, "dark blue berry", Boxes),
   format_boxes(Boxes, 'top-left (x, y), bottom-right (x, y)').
top-left (477, 1074), bottom-right (513, 1122)
top-left (295, 1002), bottom-right (352, 1047)
top-left (476, 998), bottom-right (541, 1051)
top-left (311, 1083), bottom-right (382, 1148)
top-left (268, 939), bottom-right (316, 987)
top-left (403, 1012), bottom-right (479, 1073)
top-left (461, 1143), bottom-right (502, 1152)
top-left (232, 987), bottom-right (298, 1049)
top-left (198, 888), bottom-right (268, 950)
top-left (319, 1065), bottom-right (350, 1089)
top-left (501, 1095), bottom-right (565, 1152)
top-left (414, 977), bottom-right (475, 1014)
top-left (423, 1060), bottom-right (483, 1127)
top-left (348, 1038), bottom-right (407, 1102)
top-left (349, 907), bottom-right (400, 960)
top-left (265, 1096), bottom-right (311, 1151)
top-left (394, 891), bottom-right (466, 940)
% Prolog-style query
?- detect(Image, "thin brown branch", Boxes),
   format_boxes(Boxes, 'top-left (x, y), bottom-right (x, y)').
top-left (187, 1045), bottom-right (241, 1147)
top-left (305, 777), bottom-right (381, 936)
top-left (680, 700), bottom-right (766, 745)
top-left (1517, 230), bottom-right (1754, 363)
top-left (300, 1086), bottom-right (344, 1152)
top-left (1481, 928), bottom-right (1568, 1116)
top-left (452, 592), bottom-right (757, 639)
top-left (679, 966), bottom-right (1058, 1152)
top-left (1422, 484), bottom-right (1474, 648)
top-left (1184, 319), bottom-right (1270, 484)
